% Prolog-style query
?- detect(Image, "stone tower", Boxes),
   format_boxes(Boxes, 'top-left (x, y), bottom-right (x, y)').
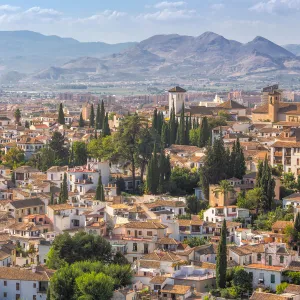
top-left (268, 91), bottom-right (281, 123)
top-left (168, 86), bottom-right (187, 116)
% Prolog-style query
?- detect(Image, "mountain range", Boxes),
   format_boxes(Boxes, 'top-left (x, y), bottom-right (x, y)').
top-left (1, 30), bottom-right (300, 82)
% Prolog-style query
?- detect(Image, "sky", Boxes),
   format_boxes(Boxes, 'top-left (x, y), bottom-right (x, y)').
top-left (0, 0), bottom-right (299, 44)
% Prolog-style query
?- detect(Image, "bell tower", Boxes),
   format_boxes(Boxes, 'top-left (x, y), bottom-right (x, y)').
top-left (268, 91), bottom-right (281, 123)
top-left (168, 86), bottom-right (187, 116)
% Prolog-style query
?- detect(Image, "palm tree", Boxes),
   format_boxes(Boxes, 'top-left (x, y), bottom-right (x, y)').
top-left (214, 180), bottom-right (235, 201)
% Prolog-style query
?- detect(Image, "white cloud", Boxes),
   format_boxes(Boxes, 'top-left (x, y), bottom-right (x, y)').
top-left (24, 7), bottom-right (62, 16)
top-left (250, 0), bottom-right (300, 14)
top-left (140, 8), bottom-right (196, 21)
top-left (154, 1), bottom-right (186, 8)
top-left (211, 4), bottom-right (224, 10)
top-left (0, 5), bottom-right (20, 12)
top-left (78, 10), bottom-right (127, 23)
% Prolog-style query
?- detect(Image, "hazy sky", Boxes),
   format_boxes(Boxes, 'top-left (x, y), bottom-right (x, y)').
top-left (0, 0), bottom-right (298, 44)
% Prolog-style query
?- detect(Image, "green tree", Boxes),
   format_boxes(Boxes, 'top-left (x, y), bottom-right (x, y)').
top-left (216, 219), bottom-right (227, 289)
top-left (95, 175), bottom-right (105, 201)
top-left (95, 104), bottom-right (101, 130)
top-left (58, 103), bottom-right (65, 125)
top-left (102, 113), bottom-right (111, 137)
top-left (178, 103), bottom-right (186, 145)
top-left (170, 167), bottom-right (200, 195)
top-left (75, 272), bottom-right (114, 300)
top-left (100, 100), bottom-right (105, 130)
top-left (199, 117), bottom-right (209, 147)
top-left (232, 268), bottom-right (252, 296)
top-left (73, 142), bottom-right (87, 166)
top-left (282, 172), bottom-right (296, 190)
top-left (115, 114), bottom-right (145, 192)
top-left (59, 173), bottom-right (68, 203)
top-left (189, 128), bottom-right (200, 146)
top-left (4, 147), bottom-right (25, 169)
top-left (46, 232), bottom-right (113, 269)
top-left (87, 136), bottom-right (117, 162)
top-left (89, 104), bottom-right (95, 128)
top-left (79, 113), bottom-right (85, 127)
top-left (14, 108), bottom-right (21, 125)
top-left (161, 122), bottom-right (169, 148)
top-left (145, 144), bottom-right (159, 194)
top-left (152, 108), bottom-right (158, 131)
top-left (183, 237), bottom-right (207, 247)
top-left (169, 101), bottom-right (177, 145)
top-left (276, 282), bottom-right (289, 294)
top-left (49, 132), bottom-right (69, 165)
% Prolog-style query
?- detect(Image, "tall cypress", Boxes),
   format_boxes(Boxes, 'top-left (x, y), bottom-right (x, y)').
top-left (152, 108), bottom-right (158, 131)
top-left (50, 192), bottom-right (54, 205)
top-left (58, 103), bottom-right (65, 125)
top-left (157, 112), bottom-right (164, 135)
top-left (89, 104), bottom-right (95, 128)
top-left (96, 104), bottom-right (101, 129)
top-left (100, 100), bottom-right (105, 130)
top-left (169, 101), bottom-right (176, 145)
top-left (178, 103), bottom-right (185, 145)
top-left (216, 219), bottom-right (227, 289)
top-left (79, 112), bottom-right (84, 127)
top-left (95, 174), bottom-right (105, 201)
top-left (199, 117), bottom-right (209, 147)
top-left (185, 115), bottom-right (190, 145)
top-left (161, 122), bottom-right (169, 148)
top-left (102, 113), bottom-right (111, 137)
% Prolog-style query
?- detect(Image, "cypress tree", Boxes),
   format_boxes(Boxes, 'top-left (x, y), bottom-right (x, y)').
top-left (96, 104), bottom-right (101, 129)
top-left (50, 192), bottom-right (54, 205)
top-left (89, 104), bottom-right (95, 128)
top-left (256, 161), bottom-right (263, 188)
top-left (62, 173), bottom-right (68, 202)
top-left (178, 103), bottom-right (185, 145)
top-left (102, 113), bottom-right (111, 137)
top-left (79, 112), bottom-right (84, 127)
top-left (294, 213), bottom-right (300, 244)
top-left (169, 101), bottom-right (176, 145)
top-left (101, 184), bottom-right (105, 202)
top-left (69, 145), bottom-right (74, 167)
top-left (157, 112), bottom-right (164, 135)
top-left (165, 155), bottom-right (171, 182)
top-left (95, 175), bottom-right (103, 200)
top-left (161, 122), bottom-right (169, 148)
top-left (185, 115), bottom-right (190, 145)
top-left (228, 141), bottom-right (236, 178)
top-left (100, 100), bottom-right (105, 130)
top-left (58, 103), bottom-right (65, 125)
top-left (152, 108), bottom-right (158, 131)
top-left (216, 219), bottom-right (227, 289)
top-left (199, 117), bottom-right (209, 147)
top-left (145, 157), bottom-right (153, 194)
top-left (233, 138), bottom-right (246, 179)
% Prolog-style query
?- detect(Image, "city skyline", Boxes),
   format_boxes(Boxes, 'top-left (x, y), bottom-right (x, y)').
top-left (0, 0), bottom-right (298, 44)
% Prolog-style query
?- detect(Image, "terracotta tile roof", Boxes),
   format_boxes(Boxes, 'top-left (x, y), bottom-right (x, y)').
top-left (250, 292), bottom-right (290, 300)
top-left (149, 275), bottom-right (168, 284)
top-left (157, 237), bottom-right (179, 245)
top-left (283, 192), bottom-right (300, 201)
top-left (47, 204), bottom-right (73, 211)
top-left (284, 284), bottom-right (300, 295)
top-left (286, 261), bottom-right (300, 272)
top-left (194, 244), bottom-right (217, 255)
top-left (0, 267), bottom-right (53, 281)
top-left (245, 263), bottom-right (284, 271)
top-left (124, 221), bottom-right (167, 230)
top-left (272, 221), bottom-right (294, 230)
top-left (217, 99), bottom-right (246, 109)
top-left (141, 251), bottom-right (181, 262)
top-left (146, 200), bottom-right (186, 209)
top-left (161, 284), bottom-right (191, 295)
top-left (139, 260), bottom-right (160, 269)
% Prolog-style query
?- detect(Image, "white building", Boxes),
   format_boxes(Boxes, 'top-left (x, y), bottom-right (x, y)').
top-left (168, 86), bottom-right (186, 116)
top-left (0, 266), bottom-right (51, 300)
top-left (199, 94), bottom-right (224, 107)
top-left (203, 206), bottom-right (250, 223)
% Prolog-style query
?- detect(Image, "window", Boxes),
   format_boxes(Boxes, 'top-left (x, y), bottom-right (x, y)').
top-left (33, 296), bottom-right (36, 300)
top-left (16, 282), bottom-right (20, 290)
top-left (16, 295), bottom-right (20, 300)
top-left (4, 280), bottom-right (7, 286)
top-left (133, 243), bottom-right (137, 252)
top-left (138, 231), bottom-right (142, 235)
top-left (280, 256), bottom-right (284, 263)
top-left (147, 231), bottom-right (152, 236)
top-left (33, 283), bottom-right (36, 288)
top-left (127, 230), bottom-right (130, 235)
top-left (257, 254), bottom-right (261, 261)
top-left (271, 274), bottom-right (275, 284)
top-left (232, 208), bottom-right (236, 213)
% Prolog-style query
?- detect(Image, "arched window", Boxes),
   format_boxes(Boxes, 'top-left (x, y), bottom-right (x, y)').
top-left (280, 255), bottom-right (284, 263)
top-left (269, 255), bottom-right (272, 266)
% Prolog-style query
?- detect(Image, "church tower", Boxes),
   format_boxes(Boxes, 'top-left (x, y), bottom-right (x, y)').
top-left (168, 86), bottom-right (187, 116)
top-left (268, 91), bottom-right (281, 123)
